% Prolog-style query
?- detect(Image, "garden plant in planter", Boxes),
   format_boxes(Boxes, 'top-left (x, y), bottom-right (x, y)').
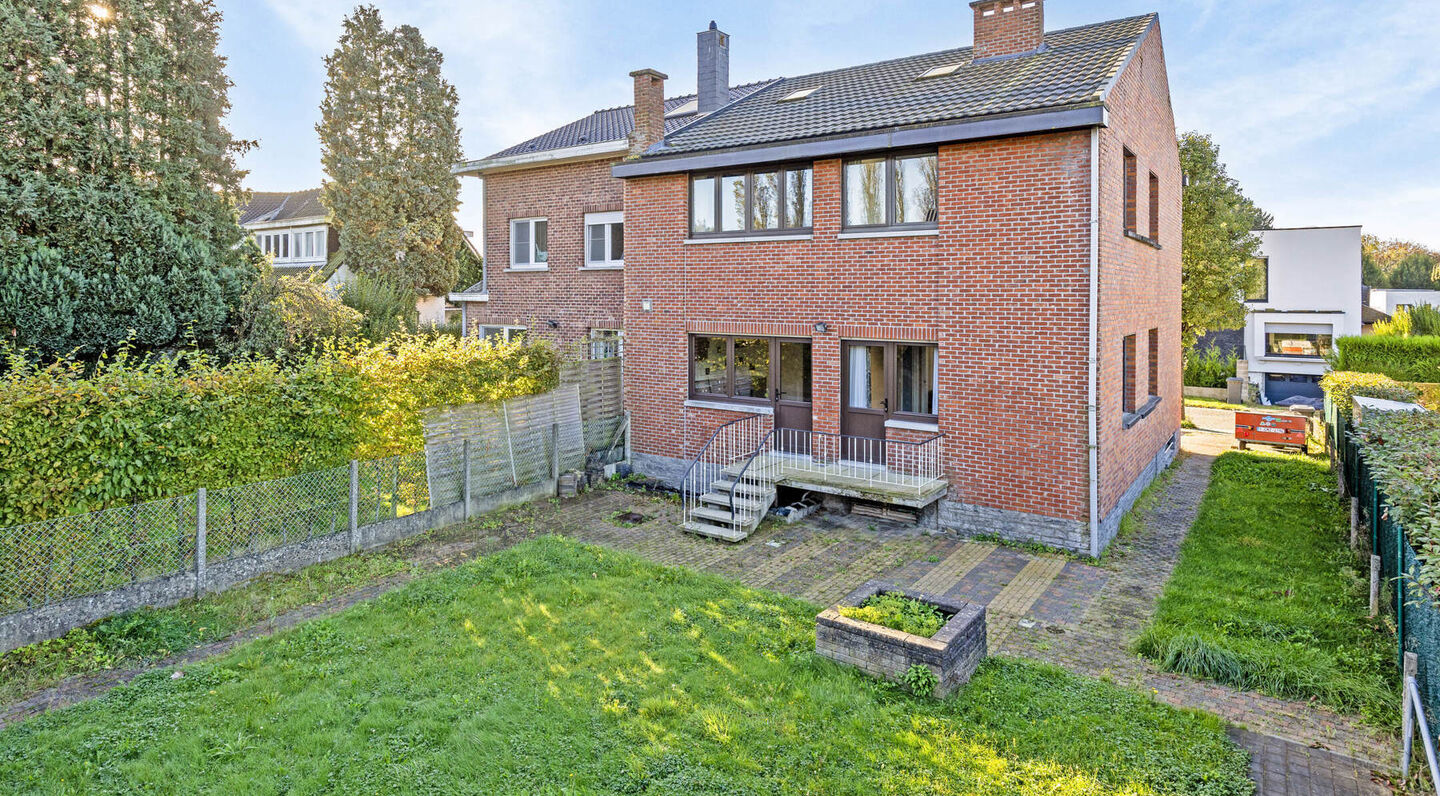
top-left (816, 580), bottom-right (986, 697)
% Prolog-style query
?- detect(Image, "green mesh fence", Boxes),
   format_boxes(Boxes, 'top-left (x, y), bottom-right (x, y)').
top-left (1334, 404), bottom-right (1440, 743)
top-left (205, 464), bottom-right (350, 561)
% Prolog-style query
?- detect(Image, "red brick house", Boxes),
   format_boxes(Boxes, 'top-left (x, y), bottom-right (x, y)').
top-left (451, 24), bottom-right (769, 357)
top-left (613, 1), bottom-right (1181, 555)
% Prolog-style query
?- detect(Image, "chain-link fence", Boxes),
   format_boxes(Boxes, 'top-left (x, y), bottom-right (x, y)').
top-left (1, 375), bottom-right (627, 650)
top-left (1329, 397), bottom-right (1440, 745)
top-left (0, 493), bottom-right (197, 616)
top-left (0, 450), bottom-right (432, 618)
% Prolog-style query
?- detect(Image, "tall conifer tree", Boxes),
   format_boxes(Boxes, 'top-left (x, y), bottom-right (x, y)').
top-left (318, 6), bottom-right (462, 297)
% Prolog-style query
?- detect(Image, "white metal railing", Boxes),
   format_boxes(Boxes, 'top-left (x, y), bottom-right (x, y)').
top-left (1403, 651), bottom-right (1440, 794)
top-left (755, 427), bottom-right (946, 497)
top-left (681, 414), bottom-right (769, 535)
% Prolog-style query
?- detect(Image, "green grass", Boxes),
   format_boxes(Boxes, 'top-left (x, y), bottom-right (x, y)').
top-left (840, 592), bottom-right (947, 637)
top-left (0, 540), bottom-right (424, 705)
top-left (1183, 397), bottom-right (1249, 411)
top-left (1136, 451), bottom-right (1397, 725)
top-left (0, 537), bottom-right (1251, 795)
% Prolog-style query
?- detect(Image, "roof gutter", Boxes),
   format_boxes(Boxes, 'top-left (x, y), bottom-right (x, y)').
top-left (453, 139), bottom-right (628, 176)
top-left (613, 104), bottom-right (1107, 178)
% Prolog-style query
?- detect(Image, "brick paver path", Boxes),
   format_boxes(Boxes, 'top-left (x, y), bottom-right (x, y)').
top-left (0, 431), bottom-right (1399, 794)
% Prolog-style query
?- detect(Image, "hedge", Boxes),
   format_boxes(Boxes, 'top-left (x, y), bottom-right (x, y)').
top-left (0, 335), bottom-right (556, 526)
top-left (1333, 335), bottom-right (1440, 383)
top-left (1355, 411), bottom-right (1440, 590)
top-left (1319, 371), bottom-right (1417, 415)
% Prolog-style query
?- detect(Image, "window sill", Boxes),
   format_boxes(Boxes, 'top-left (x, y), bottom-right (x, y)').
top-left (683, 398), bottom-right (773, 416)
top-left (1257, 355), bottom-right (1326, 363)
top-left (836, 228), bottom-right (939, 240)
top-left (1122, 395), bottom-right (1162, 429)
top-left (1124, 230), bottom-right (1162, 249)
top-left (884, 418), bottom-right (940, 433)
top-left (683, 234), bottom-right (813, 245)
top-left (579, 263), bottom-right (624, 271)
top-left (505, 266), bottom-right (549, 273)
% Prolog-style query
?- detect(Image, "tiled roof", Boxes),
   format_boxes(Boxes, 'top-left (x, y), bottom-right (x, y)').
top-left (239, 188), bottom-right (327, 225)
top-left (485, 81), bottom-right (776, 160)
top-left (652, 14), bottom-right (1155, 156)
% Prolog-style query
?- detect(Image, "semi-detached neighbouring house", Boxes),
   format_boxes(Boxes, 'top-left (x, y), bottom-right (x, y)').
top-left (610, 0), bottom-right (1181, 556)
top-left (450, 24), bottom-right (769, 356)
top-left (239, 188), bottom-right (474, 326)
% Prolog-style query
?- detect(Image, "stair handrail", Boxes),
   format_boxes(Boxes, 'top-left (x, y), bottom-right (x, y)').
top-left (728, 428), bottom-right (779, 529)
top-left (1402, 651), bottom-right (1440, 793)
top-left (680, 413), bottom-right (764, 531)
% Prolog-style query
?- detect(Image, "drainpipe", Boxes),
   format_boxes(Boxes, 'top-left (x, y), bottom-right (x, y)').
top-left (1087, 127), bottom-right (1101, 558)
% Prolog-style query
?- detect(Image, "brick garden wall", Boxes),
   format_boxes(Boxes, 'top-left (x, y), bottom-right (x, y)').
top-left (464, 157), bottom-right (626, 355)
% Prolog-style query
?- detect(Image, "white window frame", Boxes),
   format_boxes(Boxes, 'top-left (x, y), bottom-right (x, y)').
top-left (582, 211), bottom-right (624, 270)
top-left (509, 217), bottom-right (548, 270)
top-left (479, 325), bottom-right (527, 343)
top-left (589, 328), bottom-right (623, 359)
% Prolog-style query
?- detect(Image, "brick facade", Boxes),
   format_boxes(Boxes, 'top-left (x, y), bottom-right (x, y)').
top-left (462, 157), bottom-right (626, 355)
top-left (622, 25), bottom-right (1180, 554)
top-left (1094, 25), bottom-right (1183, 547)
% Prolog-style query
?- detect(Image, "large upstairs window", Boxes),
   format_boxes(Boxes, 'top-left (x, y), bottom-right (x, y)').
top-left (690, 164), bottom-right (812, 238)
top-left (843, 151), bottom-right (938, 231)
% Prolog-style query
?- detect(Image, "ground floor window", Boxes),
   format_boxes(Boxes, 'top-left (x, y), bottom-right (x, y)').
top-left (689, 335), bottom-right (811, 404)
top-left (589, 329), bottom-right (622, 359)
top-left (480, 325), bottom-right (526, 343)
top-left (843, 341), bottom-right (938, 422)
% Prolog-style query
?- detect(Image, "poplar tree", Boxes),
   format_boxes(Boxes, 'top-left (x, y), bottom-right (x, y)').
top-left (318, 6), bottom-right (462, 297)
top-left (1179, 132), bottom-right (1272, 349)
top-left (0, 0), bottom-right (261, 358)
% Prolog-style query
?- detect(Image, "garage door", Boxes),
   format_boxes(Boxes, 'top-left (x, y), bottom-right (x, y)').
top-left (1265, 372), bottom-right (1322, 402)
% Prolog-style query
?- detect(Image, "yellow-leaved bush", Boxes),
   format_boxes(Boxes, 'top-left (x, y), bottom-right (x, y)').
top-left (0, 335), bottom-right (556, 525)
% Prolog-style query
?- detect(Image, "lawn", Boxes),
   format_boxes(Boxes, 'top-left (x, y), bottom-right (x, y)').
top-left (1182, 397), bottom-right (1249, 411)
top-left (0, 537), bottom-right (1252, 795)
top-left (1136, 451), bottom-right (1396, 724)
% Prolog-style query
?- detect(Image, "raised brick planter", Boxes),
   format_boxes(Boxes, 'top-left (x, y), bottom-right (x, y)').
top-left (815, 580), bottom-right (986, 697)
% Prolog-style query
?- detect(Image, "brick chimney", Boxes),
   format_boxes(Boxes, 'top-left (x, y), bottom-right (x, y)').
top-left (628, 68), bottom-right (668, 157)
top-left (696, 21), bottom-right (730, 115)
top-left (970, 0), bottom-right (1044, 61)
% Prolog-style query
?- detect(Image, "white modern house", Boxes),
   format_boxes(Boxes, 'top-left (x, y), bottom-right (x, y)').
top-left (1242, 225), bottom-right (1363, 404)
top-left (1368, 288), bottom-right (1440, 317)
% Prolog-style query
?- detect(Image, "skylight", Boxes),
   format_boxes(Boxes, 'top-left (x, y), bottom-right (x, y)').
top-left (779, 87), bottom-right (818, 102)
top-left (917, 63), bottom-right (962, 80)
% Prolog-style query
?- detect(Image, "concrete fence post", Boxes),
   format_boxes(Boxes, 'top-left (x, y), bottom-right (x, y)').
top-left (1350, 498), bottom-right (1361, 552)
top-left (349, 460), bottom-right (359, 554)
top-left (1370, 555), bottom-right (1382, 617)
top-left (550, 422), bottom-right (561, 481)
top-left (195, 488), bottom-right (207, 598)
top-left (462, 439), bottom-right (473, 521)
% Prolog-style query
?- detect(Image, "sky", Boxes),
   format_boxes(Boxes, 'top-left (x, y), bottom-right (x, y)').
top-left (217, 0), bottom-right (1440, 248)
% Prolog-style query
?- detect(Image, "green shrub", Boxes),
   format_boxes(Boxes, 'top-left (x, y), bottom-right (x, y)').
top-left (1373, 303), bottom-right (1440, 338)
top-left (1182, 345), bottom-right (1236, 388)
top-left (0, 334), bottom-right (556, 524)
top-left (839, 592), bottom-right (946, 637)
top-left (1320, 370), bottom-right (1418, 415)
top-left (340, 275), bottom-right (418, 342)
top-left (1333, 335), bottom-right (1440, 382)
